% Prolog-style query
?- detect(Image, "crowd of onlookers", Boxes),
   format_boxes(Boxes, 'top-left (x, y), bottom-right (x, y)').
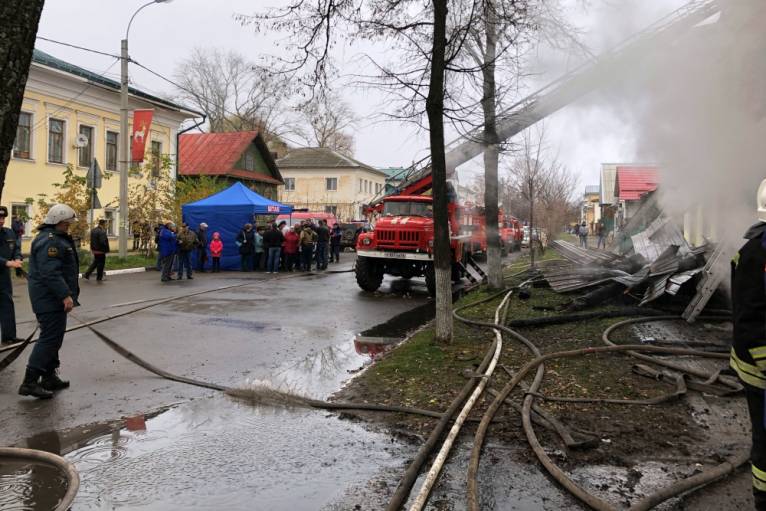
top-left (154, 219), bottom-right (344, 282)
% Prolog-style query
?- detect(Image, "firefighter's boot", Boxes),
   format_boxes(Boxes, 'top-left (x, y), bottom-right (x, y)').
top-left (18, 368), bottom-right (54, 399)
top-left (41, 371), bottom-right (70, 392)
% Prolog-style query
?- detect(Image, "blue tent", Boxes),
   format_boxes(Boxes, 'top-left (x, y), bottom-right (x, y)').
top-left (182, 182), bottom-right (292, 270)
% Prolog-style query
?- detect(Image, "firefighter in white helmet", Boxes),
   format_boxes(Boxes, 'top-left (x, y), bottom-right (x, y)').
top-left (730, 179), bottom-right (766, 510)
top-left (18, 204), bottom-right (80, 399)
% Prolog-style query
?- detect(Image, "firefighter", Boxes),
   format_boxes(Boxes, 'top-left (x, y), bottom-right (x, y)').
top-left (730, 180), bottom-right (766, 510)
top-left (0, 205), bottom-right (23, 344)
top-left (18, 204), bottom-right (80, 399)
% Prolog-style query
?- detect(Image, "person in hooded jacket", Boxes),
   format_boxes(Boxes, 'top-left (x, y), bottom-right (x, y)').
top-left (158, 222), bottom-right (177, 282)
top-left (209, 232), bottom-right (223, 273)
top-left (19, 204), bottom-right (80, 399)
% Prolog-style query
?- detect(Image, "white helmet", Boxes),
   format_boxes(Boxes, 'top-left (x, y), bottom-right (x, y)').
top-left (759, 180), bottom-right (766, 223)
top-left (44, 204), bottom-right (77, 225)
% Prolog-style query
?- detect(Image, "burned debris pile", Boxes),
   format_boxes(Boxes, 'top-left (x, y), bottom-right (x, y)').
top-left (542, 216), bottom-right (712, 313)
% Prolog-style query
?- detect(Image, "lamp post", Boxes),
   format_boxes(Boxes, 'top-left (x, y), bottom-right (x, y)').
top-left (119, 0), bottom-right (172, 258)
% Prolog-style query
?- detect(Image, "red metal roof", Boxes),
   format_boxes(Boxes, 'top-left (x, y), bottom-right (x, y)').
top-left (179, 131), bottom-right (282, 185)
top-left (616, 166), bottom-right (659, 201)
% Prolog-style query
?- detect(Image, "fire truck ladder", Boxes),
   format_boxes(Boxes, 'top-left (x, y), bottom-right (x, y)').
top-left (367, 0), bottom-right (721, 208)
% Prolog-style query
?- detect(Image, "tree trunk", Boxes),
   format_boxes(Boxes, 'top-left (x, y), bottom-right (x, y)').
top-left (0, 0), bottom-right (45, 203)
top-left (481, 2), bottom-right (503, 290)
top-left (427, 0), bottom-right (453, 342)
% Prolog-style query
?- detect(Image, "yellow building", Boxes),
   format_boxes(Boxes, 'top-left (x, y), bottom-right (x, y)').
top-left (276, 147), bottom-right (387, 220)
top-left (4, 49), bottom-right (199, 242)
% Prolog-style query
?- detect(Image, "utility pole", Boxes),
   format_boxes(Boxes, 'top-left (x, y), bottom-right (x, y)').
top-left (119, 37), bottom-right (129, 258)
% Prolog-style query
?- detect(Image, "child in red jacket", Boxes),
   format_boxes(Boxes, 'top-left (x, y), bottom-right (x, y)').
top-left (209, 232), bottom-right (223, 273)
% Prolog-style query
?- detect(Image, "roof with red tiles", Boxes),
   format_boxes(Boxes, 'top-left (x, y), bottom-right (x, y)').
top-left (616, 166), bottom-right (659, 201)
top-left (179, 131), bottom-right (283, 185)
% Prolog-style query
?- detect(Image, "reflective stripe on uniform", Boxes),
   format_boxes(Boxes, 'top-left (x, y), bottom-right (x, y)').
top-left (752, 346), bottom-right (766, 370)
top-left (754, 464), bottom-right (766, 492)
top-left (730, 348), bottom-right (766, 389)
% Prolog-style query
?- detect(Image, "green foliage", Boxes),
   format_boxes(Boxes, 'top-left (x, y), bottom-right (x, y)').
top-left (174, 175), bottom-right (228, 220)
top-left (34, 164), bottom-right (93, 241)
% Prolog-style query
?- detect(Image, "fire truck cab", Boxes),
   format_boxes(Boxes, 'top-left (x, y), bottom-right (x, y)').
top-left (355, 195), bottom-right (465, 296)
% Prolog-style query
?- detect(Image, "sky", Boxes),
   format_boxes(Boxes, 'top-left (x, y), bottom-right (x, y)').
top-left (35, 0), bottom-right (689, 193)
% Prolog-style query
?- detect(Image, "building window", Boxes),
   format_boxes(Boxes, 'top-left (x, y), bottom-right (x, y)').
top-left (11, 203), bottom-right (30, 236)
top-left (106, 131), bottom-right (118, 171)
top-left (284, 177), bottom-right (295, 191)
top-left (359, 179), bottom-right (363, 192)
top-left (244, 152), bottom-right (254, 170)
top-left (151, 140), bottom-right (162, 177)
top-left (13, 112), bottom-right (32, 159)
top-left (78, 125), bottom-right (94, 167)
top-left (48, 118), bottom-right (65, 164)
top-left (104, 210), bottom-right (116, 236)
top-left (326, 177), bottom-right (337, 191)
top-left (324, 205), bottom-right (337, 216)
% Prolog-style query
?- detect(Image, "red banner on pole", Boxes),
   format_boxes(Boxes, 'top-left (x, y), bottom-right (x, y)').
top-left (130, 109), bottom-right (154, 162)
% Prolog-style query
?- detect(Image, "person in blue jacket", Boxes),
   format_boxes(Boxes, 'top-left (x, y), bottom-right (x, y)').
top-left (158, 222), bottom-right (177, 282)
top-left (19, 204), bottom-right (80, 399)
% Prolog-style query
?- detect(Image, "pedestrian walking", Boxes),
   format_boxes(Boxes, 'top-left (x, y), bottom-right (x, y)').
top-left (300, 223), bottom-right (316, 271)
top-left (264, 223), bottom-right (284, 274)
top-left (18, 204), bottom-right (80, 399)
top-left (730, 187), bottom-right (766, 510)
top-left (176, 223), bottom-right (197, 279)
top-left (330, 223), bottom-right (342, 263)
top-left (158, 222), bottom-right (177, 282)
top-left (0, 206), bottom-right (23, 345)
top-left (596, 221), bottom-right (607, 249)
top-left (315, 220), bottom-right (330, 270)
top-left (579, 221), bottom-right (588, 248)
top-left (236, 223), bottom-right (256, 272)
top-left (254, 226), bottom-right (265, 271)
top-left (282, 224), bottom-right (300, 271)
top-left (196, 222), bottom-right (209, 272)
top-left (209, 232), bottom-right (223, 272)
top-left (83, 219), bottom-right (110, 281)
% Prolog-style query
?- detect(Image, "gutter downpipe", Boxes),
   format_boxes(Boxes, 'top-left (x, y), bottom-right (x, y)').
top-left (175, 114), bottom-right (206, 180)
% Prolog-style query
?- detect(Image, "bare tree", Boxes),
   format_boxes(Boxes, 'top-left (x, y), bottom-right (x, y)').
top-left (298, 91), bottom-right (356, 156)
top-left (0, 0), bottom-right (45, 202)
top-left (508, 126), bottom-right (577, 266)
top-left (173, 47), bottom-right (290, 139)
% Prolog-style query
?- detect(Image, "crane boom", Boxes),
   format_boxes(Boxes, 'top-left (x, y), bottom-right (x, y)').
top-left (369, 0), bottom-right (721, 208)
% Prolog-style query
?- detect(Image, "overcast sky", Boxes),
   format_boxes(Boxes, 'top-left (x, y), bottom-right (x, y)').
top-left (36, 0), bottom-right (689, 192)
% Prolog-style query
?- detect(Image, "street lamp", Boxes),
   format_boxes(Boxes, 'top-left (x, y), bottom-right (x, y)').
top-left (119, 0), bottom-right (173, 258)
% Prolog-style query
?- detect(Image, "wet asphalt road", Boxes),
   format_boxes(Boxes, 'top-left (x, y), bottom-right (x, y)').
top-left (0, 260), bottom-right (431, 448)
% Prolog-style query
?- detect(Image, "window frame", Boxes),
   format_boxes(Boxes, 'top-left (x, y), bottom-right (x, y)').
top-left (325, 177), bottom-right (338, 191)
top-left (77, 123), bottom-right (95, 168)
top-left (244, 152), bottom-right (255, 171)
top-left (10, 203), bottom-right (31, 237)
top-left (47, 117), bottom-right (66, 165)
top-left (284, 177), bottom-right (295, 191)
top-left (150, 140), bottom-right (162, 177)
top-left (103, 209), bottom-right (116, 236)
top-left (324, 205), bottom-right (337, 216)
top-left (105, 130), bottom-right (119, 172)
top-left (13, 111), bottom-right (33, 160)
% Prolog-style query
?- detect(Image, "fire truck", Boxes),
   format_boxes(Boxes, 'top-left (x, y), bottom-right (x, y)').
top-left (460, 205), bottom-right (524, 257)
top-left (355, 173), bottom-right (486, 296)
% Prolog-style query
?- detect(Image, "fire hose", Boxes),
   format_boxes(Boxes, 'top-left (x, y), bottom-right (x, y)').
top-left (0, 447), bottom-right (79, 511)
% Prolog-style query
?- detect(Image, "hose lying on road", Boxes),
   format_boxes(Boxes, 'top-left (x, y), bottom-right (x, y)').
top-left (0, 327), bottom-right (38, 372)
top-left (0, 447), bottom-right (79, 511)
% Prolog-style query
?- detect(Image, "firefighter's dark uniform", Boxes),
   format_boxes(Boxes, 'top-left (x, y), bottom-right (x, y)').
top-left (0, 220), bottom-right (21, 343)
top-left (24, 226), bottom-right (79, 383)
top-left (731, 222), bottom-right (766, 510)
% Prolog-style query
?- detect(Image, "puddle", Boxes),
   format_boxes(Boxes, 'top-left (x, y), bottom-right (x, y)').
top-left (56, 396), bottom-right (409, 510)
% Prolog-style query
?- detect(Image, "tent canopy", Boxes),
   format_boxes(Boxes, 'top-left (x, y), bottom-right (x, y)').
top-left (183, 181), bottom-right (292, 214)
top-left (181, 182), bottom-right (292, 270)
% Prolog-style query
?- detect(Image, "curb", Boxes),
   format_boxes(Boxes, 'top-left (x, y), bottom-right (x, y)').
top-left (78, 267), bottom-right (149, 279)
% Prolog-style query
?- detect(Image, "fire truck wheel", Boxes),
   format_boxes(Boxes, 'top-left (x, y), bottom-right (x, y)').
top-left (425, 265), bottom-right (436, 297)
top-left (451, 262), bottom-right (462, 283)
top-left (355, 257), bottom-right (384, 292)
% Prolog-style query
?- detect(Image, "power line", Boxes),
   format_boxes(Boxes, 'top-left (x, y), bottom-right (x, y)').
top-left (36, 36), bottom-right (122, 59)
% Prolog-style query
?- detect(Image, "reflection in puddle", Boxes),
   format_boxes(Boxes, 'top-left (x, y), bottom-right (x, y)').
top-left (62, 397), bottom-right (407, 510)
